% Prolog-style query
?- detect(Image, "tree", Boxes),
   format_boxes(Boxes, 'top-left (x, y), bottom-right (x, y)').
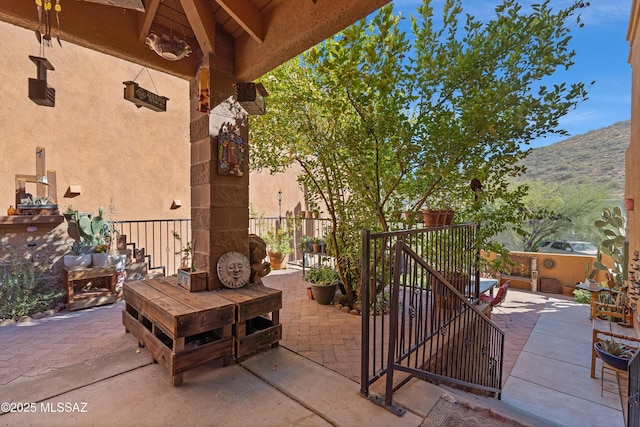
top-left (498, 181), bottom-right (609, 251)
top-left (250, 0), bottom-right (590, 303)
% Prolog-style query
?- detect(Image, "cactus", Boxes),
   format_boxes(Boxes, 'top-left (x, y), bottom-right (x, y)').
top-left (593, 206), bottom-right (628, 288)
top-left (75, 207), bottom-right (107, 245)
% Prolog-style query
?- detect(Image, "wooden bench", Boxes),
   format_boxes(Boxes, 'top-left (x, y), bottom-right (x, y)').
top-left (123, 276), bottom-right (235, 386)
top-left (590, 300), bottom-right (637, 378)
top-left (216, 284), bottom-right (282, 361)
top-left (122, 277), bottom-right (283, 385)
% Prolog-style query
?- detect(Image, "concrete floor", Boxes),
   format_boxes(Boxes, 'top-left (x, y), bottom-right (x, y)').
top-left (0, 270), bottom-right (626, 426)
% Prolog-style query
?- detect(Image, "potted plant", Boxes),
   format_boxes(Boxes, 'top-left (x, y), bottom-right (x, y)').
top-left (172, 231), bottom-right (207, 291)
top-left (262, 227), bottom-right (293, 270)
top-left (63, 241), bottom-right (91, 269)
top-left (92, 244), bottom-right (109, 267)
top-left (298, 235), bottom-right (314, 253)
top-left (312, 237), bottom-right (324, 254)
top-left (594, 339), bottom-right (636, 371)
top-left (304, 264), bottom-right (339, 305)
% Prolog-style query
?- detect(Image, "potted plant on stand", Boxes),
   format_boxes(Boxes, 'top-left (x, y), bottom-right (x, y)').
top-left (92, 244), bottom-right (109, 268)
top-left (63, 241), bottom-right (91, 269)
top-left (173, 231), bottom-right (207, 292)
top-left (304, 264), bottom-right (339, 305)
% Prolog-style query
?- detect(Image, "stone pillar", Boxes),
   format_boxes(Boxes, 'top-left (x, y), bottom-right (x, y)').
top-left (189, 63), bottom-right (249, 290)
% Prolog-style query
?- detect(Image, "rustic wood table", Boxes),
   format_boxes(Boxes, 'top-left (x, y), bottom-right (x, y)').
top-left (122, 277), bottom-right (283, 385)
top-left (122, 276), bottom-right (235, 386)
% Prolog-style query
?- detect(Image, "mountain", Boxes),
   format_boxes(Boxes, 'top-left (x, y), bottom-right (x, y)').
top-left (516, 120), bottom-right (630, 197)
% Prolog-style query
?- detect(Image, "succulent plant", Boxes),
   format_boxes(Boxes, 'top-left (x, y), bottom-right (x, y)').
top-left (75, 207), bottom-right (107, 245)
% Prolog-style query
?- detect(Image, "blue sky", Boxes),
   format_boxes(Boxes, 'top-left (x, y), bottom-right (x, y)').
top-left (391, 0), bottom-right (632, 148)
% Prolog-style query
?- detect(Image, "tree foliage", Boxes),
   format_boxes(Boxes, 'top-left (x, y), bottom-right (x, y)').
top-left (250, 0), bottom-right (590, 301)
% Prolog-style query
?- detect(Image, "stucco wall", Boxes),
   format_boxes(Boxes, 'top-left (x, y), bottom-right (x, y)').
top-left (627, 0), bottom-right (640, 254)
top-left (0, 21), bottom-right (307, 222)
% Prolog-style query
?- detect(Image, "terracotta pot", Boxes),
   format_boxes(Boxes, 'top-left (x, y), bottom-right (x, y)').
top-left (561, 285), bottom-right (575, 297)
top-left (312, 244), bottom-right (322, 253)
top-left (268, 251), bottom-right (288, 270)
top-left (422, 210), bottom-right (440, 227)
top-left (444, 210), bottom-right (455, 225)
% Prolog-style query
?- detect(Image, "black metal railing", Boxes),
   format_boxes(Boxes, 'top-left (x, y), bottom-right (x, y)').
top-left (249, 215), bottom-right (331, 266)
top-left (360, 224), bottom-right (504, 415)
top-left (115, 216), bottom-right (331, 276)
top-left (116, 219), bottom-right (192, 277)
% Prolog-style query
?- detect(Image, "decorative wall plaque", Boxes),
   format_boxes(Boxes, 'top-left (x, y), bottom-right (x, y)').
top-left (217, 251), bottom-right (250, 288)
top-left (217, 123), bottom-right (245, 176)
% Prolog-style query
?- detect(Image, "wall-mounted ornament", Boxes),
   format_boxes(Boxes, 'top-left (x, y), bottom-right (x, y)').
top-left (234, 82), bottom-right (268, 115)
top-left (198, 66), bottom-right (210, 113)
top-left (145, 33), bottom-right (191, 61)
top-left (542, 257), bottom-right (556, 270)
top-left (216, 251), bottom-right (250, 289)
top-left (217, 123), bottom-right (245, 176)
top-left (28, 55), bottom-right (55, 107)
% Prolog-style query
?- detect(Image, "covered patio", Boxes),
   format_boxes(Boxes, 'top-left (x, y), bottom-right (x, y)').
top-left (0, 269), bottom-right (625, 426)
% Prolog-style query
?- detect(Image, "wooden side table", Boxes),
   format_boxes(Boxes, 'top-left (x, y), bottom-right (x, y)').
top-left (64, 266), bottom-right (118, 311)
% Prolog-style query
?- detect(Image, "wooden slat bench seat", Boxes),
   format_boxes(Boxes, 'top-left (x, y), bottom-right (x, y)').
top-left (122, 277), bottom-right (283, 385)
top-left (123, 276), bottom-right (235, 386)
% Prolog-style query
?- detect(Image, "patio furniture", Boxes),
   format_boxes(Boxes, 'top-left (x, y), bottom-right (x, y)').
top-left (590, 300), bottom-right (638, 379)
top-left (64, 266), bottom-right (118, 311)
top-left (480, 281), bottom-right (510, 324)
top-left (122, 276), bottom-right (282, 385)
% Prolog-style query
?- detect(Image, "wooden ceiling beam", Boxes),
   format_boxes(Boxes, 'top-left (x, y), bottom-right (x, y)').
top-left (216, 0), bottom-right (265, 43)
top-left (180, 0), bottom-right (216, 56)
top-left (137, 0), bottom-right (161, 44)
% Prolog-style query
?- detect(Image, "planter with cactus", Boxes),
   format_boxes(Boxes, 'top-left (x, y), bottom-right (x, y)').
top-left (594, 340), bottom-right (635, 371)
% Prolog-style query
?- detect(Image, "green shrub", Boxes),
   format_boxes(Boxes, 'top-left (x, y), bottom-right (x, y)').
top-left (0, 253), bottom-right (63, 321)
top-left (572, 289), bottom-right (591, 304)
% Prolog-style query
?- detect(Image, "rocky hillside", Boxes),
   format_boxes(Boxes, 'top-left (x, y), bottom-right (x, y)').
top-left (517, 120), bottom-right (630, 197)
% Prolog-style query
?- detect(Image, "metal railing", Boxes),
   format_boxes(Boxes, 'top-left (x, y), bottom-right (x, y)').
top-left (116, 219), bottom-right (192, 277)
top-left (116, 216), bottom-right (331, 276)
top-left (360, 224), bottom-right (504, 415)
top-left (249, 215), bottom-right (331, 266)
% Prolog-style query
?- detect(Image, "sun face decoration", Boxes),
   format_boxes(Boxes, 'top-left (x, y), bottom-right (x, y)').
top-left (542, 257), bottom-right (556, 270)
top-left (217, 251), bottom-right (250, 288)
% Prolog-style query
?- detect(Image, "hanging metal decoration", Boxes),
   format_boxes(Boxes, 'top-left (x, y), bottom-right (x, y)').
top-left (234, 82), bottom-right (268, 115)
top-left (198, 66), bottom-right (210, 113)
top-left (145, 33), bottom-right (191, 61)
top-left (28, 55), bottom-right (55, 107)
top-left (35, 0), bottom-right (62, 47)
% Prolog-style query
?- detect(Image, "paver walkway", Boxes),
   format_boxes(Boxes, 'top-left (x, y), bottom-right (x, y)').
top-left (262, 270), bottom-right (547, 385)
top-left (1, 269), bottom-right (623, 427)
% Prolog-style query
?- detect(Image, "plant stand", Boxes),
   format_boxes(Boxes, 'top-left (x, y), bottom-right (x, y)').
top-left (64, 266), bottom-right (118, 311)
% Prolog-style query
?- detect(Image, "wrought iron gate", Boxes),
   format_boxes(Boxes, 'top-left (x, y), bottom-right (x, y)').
top-left (360, 225), bottom-right (505, 415)
top-left (629, 349), bottom-right (640, 427)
